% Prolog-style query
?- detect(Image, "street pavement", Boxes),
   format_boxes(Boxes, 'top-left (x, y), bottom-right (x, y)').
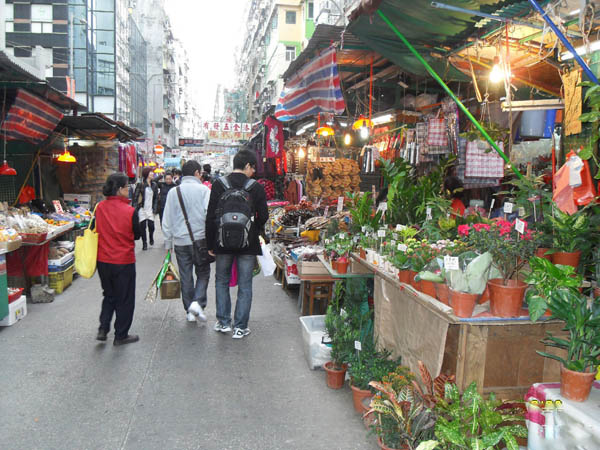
top-left (0, 229), bottom-right (377, 450)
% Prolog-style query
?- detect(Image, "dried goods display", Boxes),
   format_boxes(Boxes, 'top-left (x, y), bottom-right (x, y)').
top-left (306, 158), bottom-right (360, 199)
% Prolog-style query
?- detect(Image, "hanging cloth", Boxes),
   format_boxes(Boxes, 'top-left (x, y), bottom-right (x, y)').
top-left (264, 116), bottom-right (284, 158)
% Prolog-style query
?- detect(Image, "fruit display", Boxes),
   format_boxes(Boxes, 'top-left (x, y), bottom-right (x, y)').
top-left (49, 246), bottom-right (71, 260)
top-left (306, 158), bottom-right (361, 199)
top-left (5, 213), bottom-right (48, 235)
top-left (45, 219), bottom-right (71, 226)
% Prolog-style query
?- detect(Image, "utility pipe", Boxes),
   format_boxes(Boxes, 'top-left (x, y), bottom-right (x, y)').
top-left (527, 0), bottom-right (600, 85)
top-left (377, 9), bottom-right (524, 180)
top-left (430, 2), bottom-right (581, 39)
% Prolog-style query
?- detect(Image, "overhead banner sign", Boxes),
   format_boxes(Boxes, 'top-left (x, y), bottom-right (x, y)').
top-left (203, 122), bottom-right (252, 141)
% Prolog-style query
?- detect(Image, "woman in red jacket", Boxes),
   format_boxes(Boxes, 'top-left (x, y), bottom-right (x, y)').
top-left (95, 173), bottom-right (141, 346)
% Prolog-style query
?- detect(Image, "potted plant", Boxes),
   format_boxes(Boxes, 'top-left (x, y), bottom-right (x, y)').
top-left (548, 204), bottom-right (591, 269)
top-left (324, 293), bottom-right (349, 389)
top-left (526, 260), bottom-right (600, 402)
top-left (463, 219), bottom-right (539, 317)
top-left (367, 379), bottom-right (436, 450)
top-left (416, 382), bottom-right (527, 450)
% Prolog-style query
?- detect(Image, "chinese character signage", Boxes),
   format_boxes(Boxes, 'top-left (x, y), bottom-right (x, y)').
top-left (178, 138), bottom-right (205, 147)
top-left (203, 122), bottom-right (252, 141)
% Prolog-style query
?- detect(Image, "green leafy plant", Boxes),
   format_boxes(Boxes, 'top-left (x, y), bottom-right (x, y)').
top-left (349, 192), bottom-right (383, 233)
top-left (347, 345), bottom-right (401, 391)
top-left (525, 256), bottom-right (582, 322)
top-left (549, 204), bottom-right (592, 253)
top-left (460, 121), bottom-right (509, 145)
top-left (577, 81), bottom-right (600, 179)
top-left (422, 382), bottom-right (527, 450)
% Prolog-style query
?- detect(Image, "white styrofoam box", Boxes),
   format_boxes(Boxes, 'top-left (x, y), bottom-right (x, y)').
top-left (0, 295), bottom-right (26, 326)
top-left (299, 315), bottom-right (332, 370)
top-left (48, 251), bottom-right (74, 268)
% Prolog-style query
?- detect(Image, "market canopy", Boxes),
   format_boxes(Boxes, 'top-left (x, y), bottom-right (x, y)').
top-left (59, 113), bottom-right (144, 142)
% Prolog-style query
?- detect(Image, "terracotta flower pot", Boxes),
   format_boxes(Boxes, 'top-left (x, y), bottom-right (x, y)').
top-left (551, 250), bottom-right (581, 269)
top-left (560, 365), bottom-right (595, 402)
top-left (376, 436), bottom-right (408, 450)
top-left (435, 283), bottom-right (450, 305)
top-left (398, 270), bottom-right (411, 284)
top-left (420, 280), bottom-right (437, 298)
top-left (487, 278), bottom-right (527, 318)
top-left (449, 288), bottom-right (478, 318)
top-left (324, 361), bottom-right (348, 389)
top-left (535, 247), bottom-right (552, 261)
top-left (331, 259), bottom-right (339, 271)
top-left (359, 248), bottom-right (366, 259)
top-left (350, 384), bottom-right (373, 413)
top-left (337, 260), bottom-right (349, 274)
top-left (478, 285), bottom-right (490, 304)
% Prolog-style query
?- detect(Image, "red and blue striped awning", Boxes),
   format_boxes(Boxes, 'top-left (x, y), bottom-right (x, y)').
top-left (1, 89), bottom-right (64, 143)
top-left (275, 47), bottom-right (346, 122)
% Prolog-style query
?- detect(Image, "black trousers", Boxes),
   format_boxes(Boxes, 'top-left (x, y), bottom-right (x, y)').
top-left (98, 262), bottom-right (136, 339)
top-left (140, 219), bottom-right (155, 244)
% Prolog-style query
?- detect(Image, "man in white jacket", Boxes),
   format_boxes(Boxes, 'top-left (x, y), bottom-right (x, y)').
top-left (162, 160), bottom-right (212, 322)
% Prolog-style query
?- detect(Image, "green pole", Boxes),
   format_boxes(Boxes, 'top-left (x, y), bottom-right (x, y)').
top-left (377, 10), bottom-right (524, 180)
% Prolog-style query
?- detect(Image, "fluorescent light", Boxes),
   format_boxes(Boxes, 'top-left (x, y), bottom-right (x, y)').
top-left (561, 40), bottom-right (600, 60)
top-left (296, 121), bottom-right (315, 135)
top-left (372, 114), bottom-right (394, 125)
top-left (339, 122), bottom-right (348, 127)
top-left (568, 9), bottom-right (580, 16)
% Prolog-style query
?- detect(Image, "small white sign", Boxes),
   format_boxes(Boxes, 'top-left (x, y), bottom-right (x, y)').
top-left (52, 200), bottom-right (64, 214)
top-left (377, 202), bottom-right (388, 213)
top-left (396, 224), bottom-right (406, 231)
top-left (378, 229), bottom-right (386, 238)
top-left (504, 202), bottom-right (514, 214)
top-left (339, 233), bottom-right (346, 239)
top-left (444, 255), bottom-right (460, 271)
top-left (426, 207), bottom-right (433, 220)
top-left (354, 340), bottom-right (362, 351)
top-left (390, 240), bottom-right (396, 247)
top-left (361, 226), bottom-right (366, 232)
top-left (518, 206), bottom-right (526, 217)
top-left (337, 196), bottom-right (344, 213)
top-left (515, 218), bottom-right (525, 234)
top-left (325, 239), bottom-right (330, 244)
top-left (398, 244), bottom-right (408, 252)
top-left (490, 199), bottom-right (495, 210)
top-left (353, 236), bottom-right (359, 243)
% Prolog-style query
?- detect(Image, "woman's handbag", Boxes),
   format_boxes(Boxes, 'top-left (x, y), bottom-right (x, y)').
top-left (74, 205), bottom-right (99, 279)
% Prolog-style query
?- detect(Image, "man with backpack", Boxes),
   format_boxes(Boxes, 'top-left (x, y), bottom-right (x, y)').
top-left (206, 149), bottom-right (268, 339)
top-left (162, 160), bottom-right (212, 323)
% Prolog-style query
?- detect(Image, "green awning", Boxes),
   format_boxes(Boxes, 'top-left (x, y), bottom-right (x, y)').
top-left (347, 0), bottom-right (539, 80)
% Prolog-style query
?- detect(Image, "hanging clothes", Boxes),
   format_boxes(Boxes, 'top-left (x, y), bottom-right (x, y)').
top-left (264, 116), bottom-right (284, 158)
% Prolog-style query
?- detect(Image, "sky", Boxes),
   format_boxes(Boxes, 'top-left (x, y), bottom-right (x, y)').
top-left (165, 0), bottom-right (248, 119)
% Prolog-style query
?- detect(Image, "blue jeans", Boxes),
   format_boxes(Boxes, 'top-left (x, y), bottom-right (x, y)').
top-left (174, 244), bottom-right (210, 311)
top-left (215, 254), bottom-right (255, 329)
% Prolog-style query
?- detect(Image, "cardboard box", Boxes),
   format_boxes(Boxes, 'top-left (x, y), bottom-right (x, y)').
top-left (0, 295), bottom-right (26, 326)
top-left (298, 260), bottom-right (328, 276)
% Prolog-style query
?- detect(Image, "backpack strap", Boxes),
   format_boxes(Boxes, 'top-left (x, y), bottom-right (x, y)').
top-left (176, 186), bottom-right (195, 242)
top-left (218, 176), bottom-right (231, 190)
top-left (243, 178), bottom-right (257, 192)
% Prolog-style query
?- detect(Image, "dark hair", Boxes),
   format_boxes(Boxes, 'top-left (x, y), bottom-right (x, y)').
top-left (103, 172), bottom-right (128, 197)
top-left (164, 172), bottom-right (173, 179)
top-left (142, 167), bottom-right (152, 180)
top-left (173, 169), bottom-right (182, 176)
top-left (182, 160), bottom-right (202, 177)
top-left (233, 149), bottom-right (257, 170)
top-left (203, 163), bottom-right (211, 174)
top-left (201, 172), bottom-right (211, 183)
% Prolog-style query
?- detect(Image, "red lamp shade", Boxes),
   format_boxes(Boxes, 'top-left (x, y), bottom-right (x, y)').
top-left (0, 160), bottom-right (16, 175)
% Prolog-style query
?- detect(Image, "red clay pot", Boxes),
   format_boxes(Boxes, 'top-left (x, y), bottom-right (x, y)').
top-left (535, 247), bottom-right (552, 261)
top-left (324, 362), bottom-right (347, 389)
top-left (560, 365), bottom-right (595, 402)
top-left (435, 283), bottom-right (450, 305)
top-left (331, 259), bottom-right (339, 271)
top-left (449, 288), bottom-right (478, 318)
top-left (407, 270), bottom-right (417, 285)
top-left (551, 250), bottom-right (581, 269)
top-left (359, 248), bottom-right (366, 259)
top-left (398, 270), bottom-right (411, 284)
top-left (337, 260), bottom-right (349, 274)
top-left (420, 280), bottom-right (437, 298)
top-left (487, 278), bottom-right (527, 318)
top-left (376, 436), bottom-right (408, 450)
top-left (478, 285), bottom-right (490, 304)
top-left (350, 384), bottom-right (373, 413)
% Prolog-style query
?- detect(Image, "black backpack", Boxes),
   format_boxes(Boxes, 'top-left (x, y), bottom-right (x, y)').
top-left (216, 176), bottom-right (257, 250)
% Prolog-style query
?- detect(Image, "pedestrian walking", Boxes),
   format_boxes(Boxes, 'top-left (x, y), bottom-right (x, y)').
top-left (95, 172), bottom-right (141, 346)
top-left (172, 169), bottom-right (183, 185)
top-left (206, 149), bottom-right (268, 339)
top-left (132, 167), bottom-right (158, 250)
top-left (162, 160), bottom-right (212, 323)
top-left (158, 171), bottom-right (176, 225)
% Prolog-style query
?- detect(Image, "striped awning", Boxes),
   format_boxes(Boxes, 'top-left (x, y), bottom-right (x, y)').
top-left (1, 89), bottom-right (64, 143)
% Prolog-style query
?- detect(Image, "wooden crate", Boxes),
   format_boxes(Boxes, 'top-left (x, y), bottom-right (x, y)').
top-left (298, 260), bottom-right (328, 276)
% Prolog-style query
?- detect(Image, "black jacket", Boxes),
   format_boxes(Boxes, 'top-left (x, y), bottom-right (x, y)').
top-left (206, 173), bottom-right (268, 255)
top-left (132, 180), bottom-right (159, 214)
top-left (158, 182), bottom-right (176, 213)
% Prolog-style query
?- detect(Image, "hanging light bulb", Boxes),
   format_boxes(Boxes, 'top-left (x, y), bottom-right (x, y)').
top-left (298, 147), bottom-right (306, 158)
top-left (57, 150), bottom-right (76, 163)
top-left (489, 56), bottom-right (509, 83)
top-left (344, 133), bottom-right (352, 146)
top-left (360, 126), bottom-right (370, 140)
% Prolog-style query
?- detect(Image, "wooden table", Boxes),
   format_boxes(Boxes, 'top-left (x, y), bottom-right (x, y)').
top-left (298, 274), bottom-right (336, 316)
top-left (352, 254), bottom-right (564, 399)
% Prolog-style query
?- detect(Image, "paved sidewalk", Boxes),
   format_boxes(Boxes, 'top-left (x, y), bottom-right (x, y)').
top-left (0, 231), bottom-right (377, 450)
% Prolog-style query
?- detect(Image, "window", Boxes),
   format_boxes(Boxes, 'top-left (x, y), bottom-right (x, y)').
top-left (31, 5), bottom-right (53, 34)
top-left (285, 46), bottom-right (296, 62)
top-left (14, 47), bottom-right (32, 58)
top-left (5, 4), bottom-right (13, 32)
top-left (271, 14), bottom-right (277, 29)
top-left (308, 1), bottom-right (314, 19)
top-left (285, 10), bottom-right (296, 24)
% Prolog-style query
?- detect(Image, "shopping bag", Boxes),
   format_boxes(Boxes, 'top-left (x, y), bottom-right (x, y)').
top-left (257, 238), bottom-right (276, 277)
top-left (74, 206), bottom-right (98, 279)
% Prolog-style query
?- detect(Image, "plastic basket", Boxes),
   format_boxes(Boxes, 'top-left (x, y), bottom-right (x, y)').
top-left (19, 232), bottom-right (47, 244)
top-left (48, 265), bottom-right (74, 294)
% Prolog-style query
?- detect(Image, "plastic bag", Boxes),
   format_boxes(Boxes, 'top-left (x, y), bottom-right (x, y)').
top-left (258, 239), bottom-right (276, 277)
top-left (74, 210), bottom-right (98, 279)
top-left (416, 257), bottom-right (445, 283)
top-left (446, 251), bottom-right (499, 295)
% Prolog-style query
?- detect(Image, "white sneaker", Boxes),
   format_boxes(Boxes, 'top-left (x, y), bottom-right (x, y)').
top-left (232, 327), bottom-right (251, 339)
top-left (188, 301), bottom-right (202, 316)
top-left (186, 312), bottom-right (196, 322)
top-left (196, 306), bottom-right (207, 322)
top-left (213, 321), bottom-right (232, 333)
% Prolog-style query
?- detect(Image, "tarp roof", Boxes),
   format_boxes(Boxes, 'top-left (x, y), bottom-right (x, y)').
top-left (347, 0), bottom-right (547, 80)
top-left (59, 113), bottom-right (143, 142)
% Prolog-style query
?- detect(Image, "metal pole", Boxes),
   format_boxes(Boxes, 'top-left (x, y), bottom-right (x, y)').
top-left (527, 0), bottom-right (600, 85)
top-left (377, 9), bottom-right (524, 180)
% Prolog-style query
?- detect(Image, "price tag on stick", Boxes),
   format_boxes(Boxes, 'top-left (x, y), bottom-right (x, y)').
top-left (354, 340), bottom-right (362, 351)
top-left (398, 244), bottom-right (408, 252)
top-left (426, 207), bottom-right (432, 221)
top-left (444, 255), bottom-right (460, 271)
top-left (504, 202), bottom-right (514, 214)
top-left (515, 218), bottom-right (525, 234)
top-left (337, 196), bottom-right (344, 213)
top-left (378, 229), bottom-right (386, 238)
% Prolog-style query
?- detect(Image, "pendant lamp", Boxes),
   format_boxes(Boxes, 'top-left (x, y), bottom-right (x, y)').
top-left (316, 125), bottom-right (334, 137)
top-left (352, 115), bottom-right (372, 130)
top-left (0, 88), bottom-right (16, 175)
top-left (57, 137), bottom-right (76, 163)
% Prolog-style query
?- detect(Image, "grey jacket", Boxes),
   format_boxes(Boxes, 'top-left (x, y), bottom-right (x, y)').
top-left (162, 176), bottom-right (211, 248)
